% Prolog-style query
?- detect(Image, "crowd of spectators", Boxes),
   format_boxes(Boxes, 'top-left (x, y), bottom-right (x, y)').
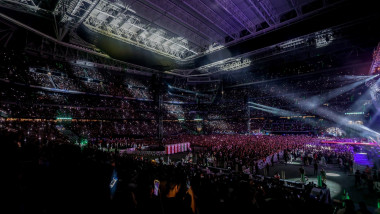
top-left (163, 135), bottom-right (354, 173)
top-left (0, 50), bottom-right (154, 99)
top-left (5, 126), bottom-right (369, 214)
top-left (1, 49), bottom-right (370, 140)
top-left (2, 48), bottom-right (378, 213)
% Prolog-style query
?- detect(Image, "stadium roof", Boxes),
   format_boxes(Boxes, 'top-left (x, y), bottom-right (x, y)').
top-left (54, 0), bottom-right (326, 60)
top-left (0, 0), bottom-right (379, 73)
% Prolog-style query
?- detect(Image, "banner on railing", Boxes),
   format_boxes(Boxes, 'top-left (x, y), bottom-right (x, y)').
top-left (165, 142), bottom-right (190, 155)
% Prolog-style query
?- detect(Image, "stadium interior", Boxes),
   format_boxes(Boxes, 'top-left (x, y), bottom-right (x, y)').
top-left (1, 0), bottom-right (380, 213)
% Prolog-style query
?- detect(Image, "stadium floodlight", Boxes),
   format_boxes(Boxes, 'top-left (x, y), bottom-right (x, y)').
top-left (249, 102), bottom-right (300, 117)
top-left (248, 103), bottom-right (301, 117)
top-left (249, 105), bottom-right (276, 114)
top-left (249, 103), bottom-right (321, 130)
top-left (302, 75), bottom-right (377, 109)
top-left (255, 80), bottom-right (380, 139)
top-left (348, 88), bottom-right (372, 113)
top-left (302, 97), bottom-right (380, 138)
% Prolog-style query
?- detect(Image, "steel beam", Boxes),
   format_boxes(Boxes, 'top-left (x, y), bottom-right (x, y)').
top-left (257, 0), bottom-right (278, 24)
top-left (247, 0), bottom-right (275, 26)
top-left (0, 12), bottom-right (159, 74)
top-left (134, 0), bottom-right (207, 48)
top-left (214, 0), bottom-right (256, 33)
top-left (141, 0), bottom-right (223, 42)
top-left (0, 0), bottom-right (51, 16)
top-left (183, 0), bottom-right (239, 39)
top-left (288, 0), bottom-right (301, 16)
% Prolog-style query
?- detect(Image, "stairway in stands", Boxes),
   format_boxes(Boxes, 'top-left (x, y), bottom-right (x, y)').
top-left (56, 125), bottom-right (80, 144)
top-left (354, 153), bottom-right (373, 171)
top-left (48, 74), bottom-right (57, 88)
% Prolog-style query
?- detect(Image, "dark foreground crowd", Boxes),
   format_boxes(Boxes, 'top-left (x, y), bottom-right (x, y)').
top-left (5, 131), bottom-right (374, 214)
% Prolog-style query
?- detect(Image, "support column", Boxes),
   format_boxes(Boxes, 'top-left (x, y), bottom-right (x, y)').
top-left (158, 94), bottom-right (163, 140)
top-left (151, 74), bottom-right (163, 143)
top-left (245, 95), bottom-right (251, 134)
top-left (247, 103), bottom-right (251, 134)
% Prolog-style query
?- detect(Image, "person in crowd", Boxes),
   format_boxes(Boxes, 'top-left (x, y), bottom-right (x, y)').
top-left (321, 155), bottom-right (327, 167)
top-left (321, 168), bottom-right (327, 184)
top-left (161, 178), bottom-right (195, 214)
top-left (314, 161), bottom-right (319, 176)
top-left (365, 165), bottom-right (372, 177)
top-left (300, 166), bottom-right (305, 183)
top-left (274, 172), bottom-right (281, 180)
top-left (337, 199), bottom-right (356, 214)
top-left (338, 157), bottom-right (343, 169)
top-left (284, 150), bottom-right (289, 165)
top-left (255, 162), bottom-right (259, 175)
top-left (356, 201), bottom-right (371, 214)
top-left (367, 174), bottom-right (374, 194)
top-left (361, 171), bottom-right (368, 186)
top-left (355, 169), bottom-right (361, 188)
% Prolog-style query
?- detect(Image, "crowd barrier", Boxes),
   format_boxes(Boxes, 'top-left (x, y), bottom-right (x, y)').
top-left (120, 143), bottom-right (282, 165)
top-left (257, 151), bottom-right (284, 169)
top-left (119, 147), bottom-right (135, 155)
top-left (121, 150), bottom-right (166, 156)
